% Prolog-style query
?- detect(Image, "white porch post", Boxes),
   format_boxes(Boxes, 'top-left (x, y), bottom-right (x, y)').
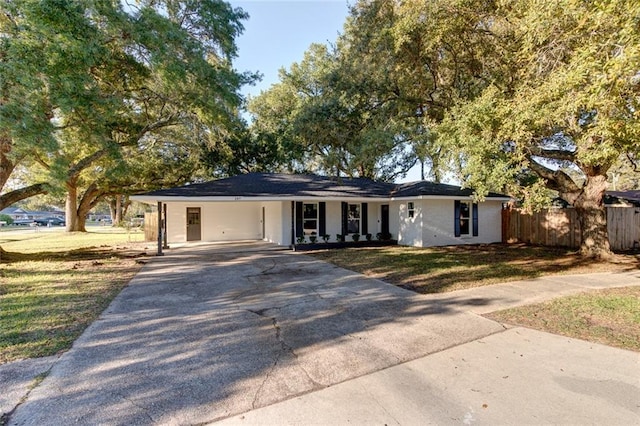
top-left (156, 201), bottom-right (164, 256)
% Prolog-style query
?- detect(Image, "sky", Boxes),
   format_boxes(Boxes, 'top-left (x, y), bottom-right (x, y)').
top-left (229, 0), bottom-right (350, 99)
top-left (227, 0), bottom-right (423, 182)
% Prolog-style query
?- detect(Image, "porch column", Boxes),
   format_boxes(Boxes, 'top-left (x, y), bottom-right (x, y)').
top-left (156, 201), bottom-right (164, 256)
top-left (290, 201), bottom-right (295, 246)
top-left (163, 203), bottom-right (169, 249)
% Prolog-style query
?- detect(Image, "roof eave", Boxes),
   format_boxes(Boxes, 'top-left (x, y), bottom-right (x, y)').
top-left (130, 195), bottom-right (392, 203)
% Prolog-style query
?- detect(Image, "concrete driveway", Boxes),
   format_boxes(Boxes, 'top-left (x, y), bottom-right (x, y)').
top-left (8, 242), bottom-right (504, 425)
top-left (6, 242), bottom-right (640, 425)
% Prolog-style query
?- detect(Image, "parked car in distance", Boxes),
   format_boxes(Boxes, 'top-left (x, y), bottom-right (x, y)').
top-left (13, 219), bottom-right (36, 226)
top-left (33, 217), bottom-right (66, 226)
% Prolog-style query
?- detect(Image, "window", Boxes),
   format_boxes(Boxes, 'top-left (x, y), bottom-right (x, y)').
top-left (408, 202), bottom-right (415, 218)
top-left (303, 203), bottom-right (318, 235)
top-left (455, 201), bottom-right (478, 237)
top-left (347, 203), bottom-right (360, 234)
top-left (459, 201), bottom-right (471, 235)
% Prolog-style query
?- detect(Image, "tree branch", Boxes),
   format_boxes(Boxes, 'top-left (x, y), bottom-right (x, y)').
top-left (528, 158), bottom-right (581, 194)
top-left (527, 145), bottom-right (576, 161)
top-left (68, 149), bottom-right (110, 179)
top-left (0, 183), bottom-right (49, 211)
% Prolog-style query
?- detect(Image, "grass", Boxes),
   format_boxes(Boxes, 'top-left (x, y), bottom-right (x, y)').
top-left (310, 243), bottom-right (640, 351)
top-left (486, 286), bottom-right (640, 352)
top-left (308, 243), bottom-right (639, 294)
top-left (0, 228), bottom-right (150, 363)
top-left (0, 225), bottom-right (144, 253)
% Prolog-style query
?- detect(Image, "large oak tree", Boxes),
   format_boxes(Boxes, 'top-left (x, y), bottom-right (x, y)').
top-left (438, 0), bottom-right (640, 257)
top-left (0, 0), bottom-right (254, 231)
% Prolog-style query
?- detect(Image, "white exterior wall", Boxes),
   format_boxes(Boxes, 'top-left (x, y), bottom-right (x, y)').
top-left (395, 198), bottom-right (503, 247)
top-left (165, 201), bottom-right (263, 243)
top-left (262, 201), bottom-right (286, 245)
top-left (397, 200), bottom-right (424, 247)
top-left (163, 198), bottom-right (502, 247)
top-left (389, 201), bottom-right (400, 241)
top-left (420, 199), bottom-right (502, 246)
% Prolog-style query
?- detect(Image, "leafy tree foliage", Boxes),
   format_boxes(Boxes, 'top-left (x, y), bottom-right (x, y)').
top-left (0, 0), bottom-right (253, 230)
top-left (438, 0), bottom-right (640, 256)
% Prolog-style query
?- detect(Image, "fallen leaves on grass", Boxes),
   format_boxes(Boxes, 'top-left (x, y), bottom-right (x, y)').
top-left (0, 251), bottom-right (146, 363)
top-left (309, 244), bottom-right (639, 293)
top-left (486, 286), bottom-right (640, 352)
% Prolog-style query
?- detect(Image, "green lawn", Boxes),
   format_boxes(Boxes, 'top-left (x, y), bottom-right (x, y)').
top-left (486, 286), bottom-right (640, 352)
top-left (0, 228), bottom-right (149, 363)
top-left (0, 226), bottom-right (144, 253)
top-left (309, 244), bottom-right (639, 293)
top-left (310, 243), bottom-right (640, 351)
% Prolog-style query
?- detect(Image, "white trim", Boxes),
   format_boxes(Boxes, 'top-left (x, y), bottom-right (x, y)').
top-left (131, 194), bottom-right (512, 204)
top-left (391, 195), bottom-right (512, 202)
top-left (131, 195), bottom-right (392, 204)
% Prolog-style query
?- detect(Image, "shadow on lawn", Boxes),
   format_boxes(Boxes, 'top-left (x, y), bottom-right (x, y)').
top-left (310, 243), bottom-right (640, 294)
top-left (0, 246), bottom-right (147, 263)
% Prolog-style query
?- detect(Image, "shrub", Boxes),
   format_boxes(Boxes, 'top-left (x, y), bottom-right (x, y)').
top-left (322, 234), bottom-right (330, 243)
top-left (336, 234), bottom-right (344, 242)
top-left (309, 235), bottom-right (317, 243)
top-left (365, 233), bottom-right (372, 241)
top-left (296, 235), bottom-right (306, 244)
top-left (351, 233), bottom-right (360, 242)
top-left (0, 214), bottom-right (14, 225)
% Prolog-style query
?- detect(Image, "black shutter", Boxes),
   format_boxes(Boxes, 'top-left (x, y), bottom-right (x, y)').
top-left (341, 202), bottom-right (348, 235)
top-left (319, 202), bottom-right (326, 236)
top-left (295, 201), bottom-right (303, 238)
top-left (361, 203), bottom-right (368, 235)
top-left (472, 203), bottom-right (479, 237)
top-left (454, 200), bottom-right (461, 237)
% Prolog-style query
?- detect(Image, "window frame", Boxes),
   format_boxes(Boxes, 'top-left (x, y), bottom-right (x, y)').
top-left (458, 201), bottom-right (471, 236)
top-left (302, 202), bottom-right (318, 236)
top-left (347, 203), bottom-right (361, 234)
top-left (408, 202), bottom-right (415, 218)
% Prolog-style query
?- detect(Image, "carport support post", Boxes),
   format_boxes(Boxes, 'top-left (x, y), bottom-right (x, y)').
top-left (156, 201), bottom-right (164, 256)
top-left (163, 203), bottom-right (168, 249)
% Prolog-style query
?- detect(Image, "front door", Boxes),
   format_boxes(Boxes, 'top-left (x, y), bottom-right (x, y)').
top-left (381, 204), bottom-right (389, 236)
top-left (186, 207), bottom-right (201, 241)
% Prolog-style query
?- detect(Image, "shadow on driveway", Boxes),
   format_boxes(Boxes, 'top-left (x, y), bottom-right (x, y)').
top-left (9, 243), bottom-right (506, 425)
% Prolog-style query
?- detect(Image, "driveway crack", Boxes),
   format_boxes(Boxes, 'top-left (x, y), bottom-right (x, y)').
top-left (113, 391), bottom-right (155, 423)
top-left (248, 310), bottom-right (298, 409)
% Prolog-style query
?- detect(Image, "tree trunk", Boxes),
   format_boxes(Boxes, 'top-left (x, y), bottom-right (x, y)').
top-left (65, 178), bottom-right (88, 232)
top-left (65, 179), bottom-right (80, 232)
top-left (122, 197), bottom-right (131, 219)
top-left (115, 195), bottom-right (123, 225)
top-left (572, 174), bottom-right (611, 258)
top-left (109, 195), bottom-right (124, 225)
top-left (76, 204), bottom-right (90, 232)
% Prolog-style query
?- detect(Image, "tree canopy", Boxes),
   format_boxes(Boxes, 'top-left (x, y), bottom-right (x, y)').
top-left (0, 0), bottom-right (254, 229)
top-left (248, 0), bottom-right (639, 256)
top-left (437, 0), bottom-right (640, 256)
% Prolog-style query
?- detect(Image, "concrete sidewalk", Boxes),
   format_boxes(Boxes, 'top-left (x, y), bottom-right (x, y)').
top-left (215, 327), bottom-right (640, 425)
top-left (4, 243), bottom-right (640, 425)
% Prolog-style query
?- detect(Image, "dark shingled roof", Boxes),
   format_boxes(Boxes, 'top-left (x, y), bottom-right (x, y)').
top-left (141, 173), bottom-right (396, 198)
top-left (391, 181), bottom-right (507, 198)
top-left (137, 173), bottom-right (509, 199)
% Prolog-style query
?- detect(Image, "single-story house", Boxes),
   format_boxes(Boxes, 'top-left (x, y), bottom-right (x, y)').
top-left (131, 173), bottom-right (510, 249)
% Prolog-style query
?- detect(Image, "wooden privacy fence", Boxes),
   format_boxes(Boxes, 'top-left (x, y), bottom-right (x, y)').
top-left (144, 212), bottom-right (158, 242)
top-left (502, 207), bottom-right (640, 251)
